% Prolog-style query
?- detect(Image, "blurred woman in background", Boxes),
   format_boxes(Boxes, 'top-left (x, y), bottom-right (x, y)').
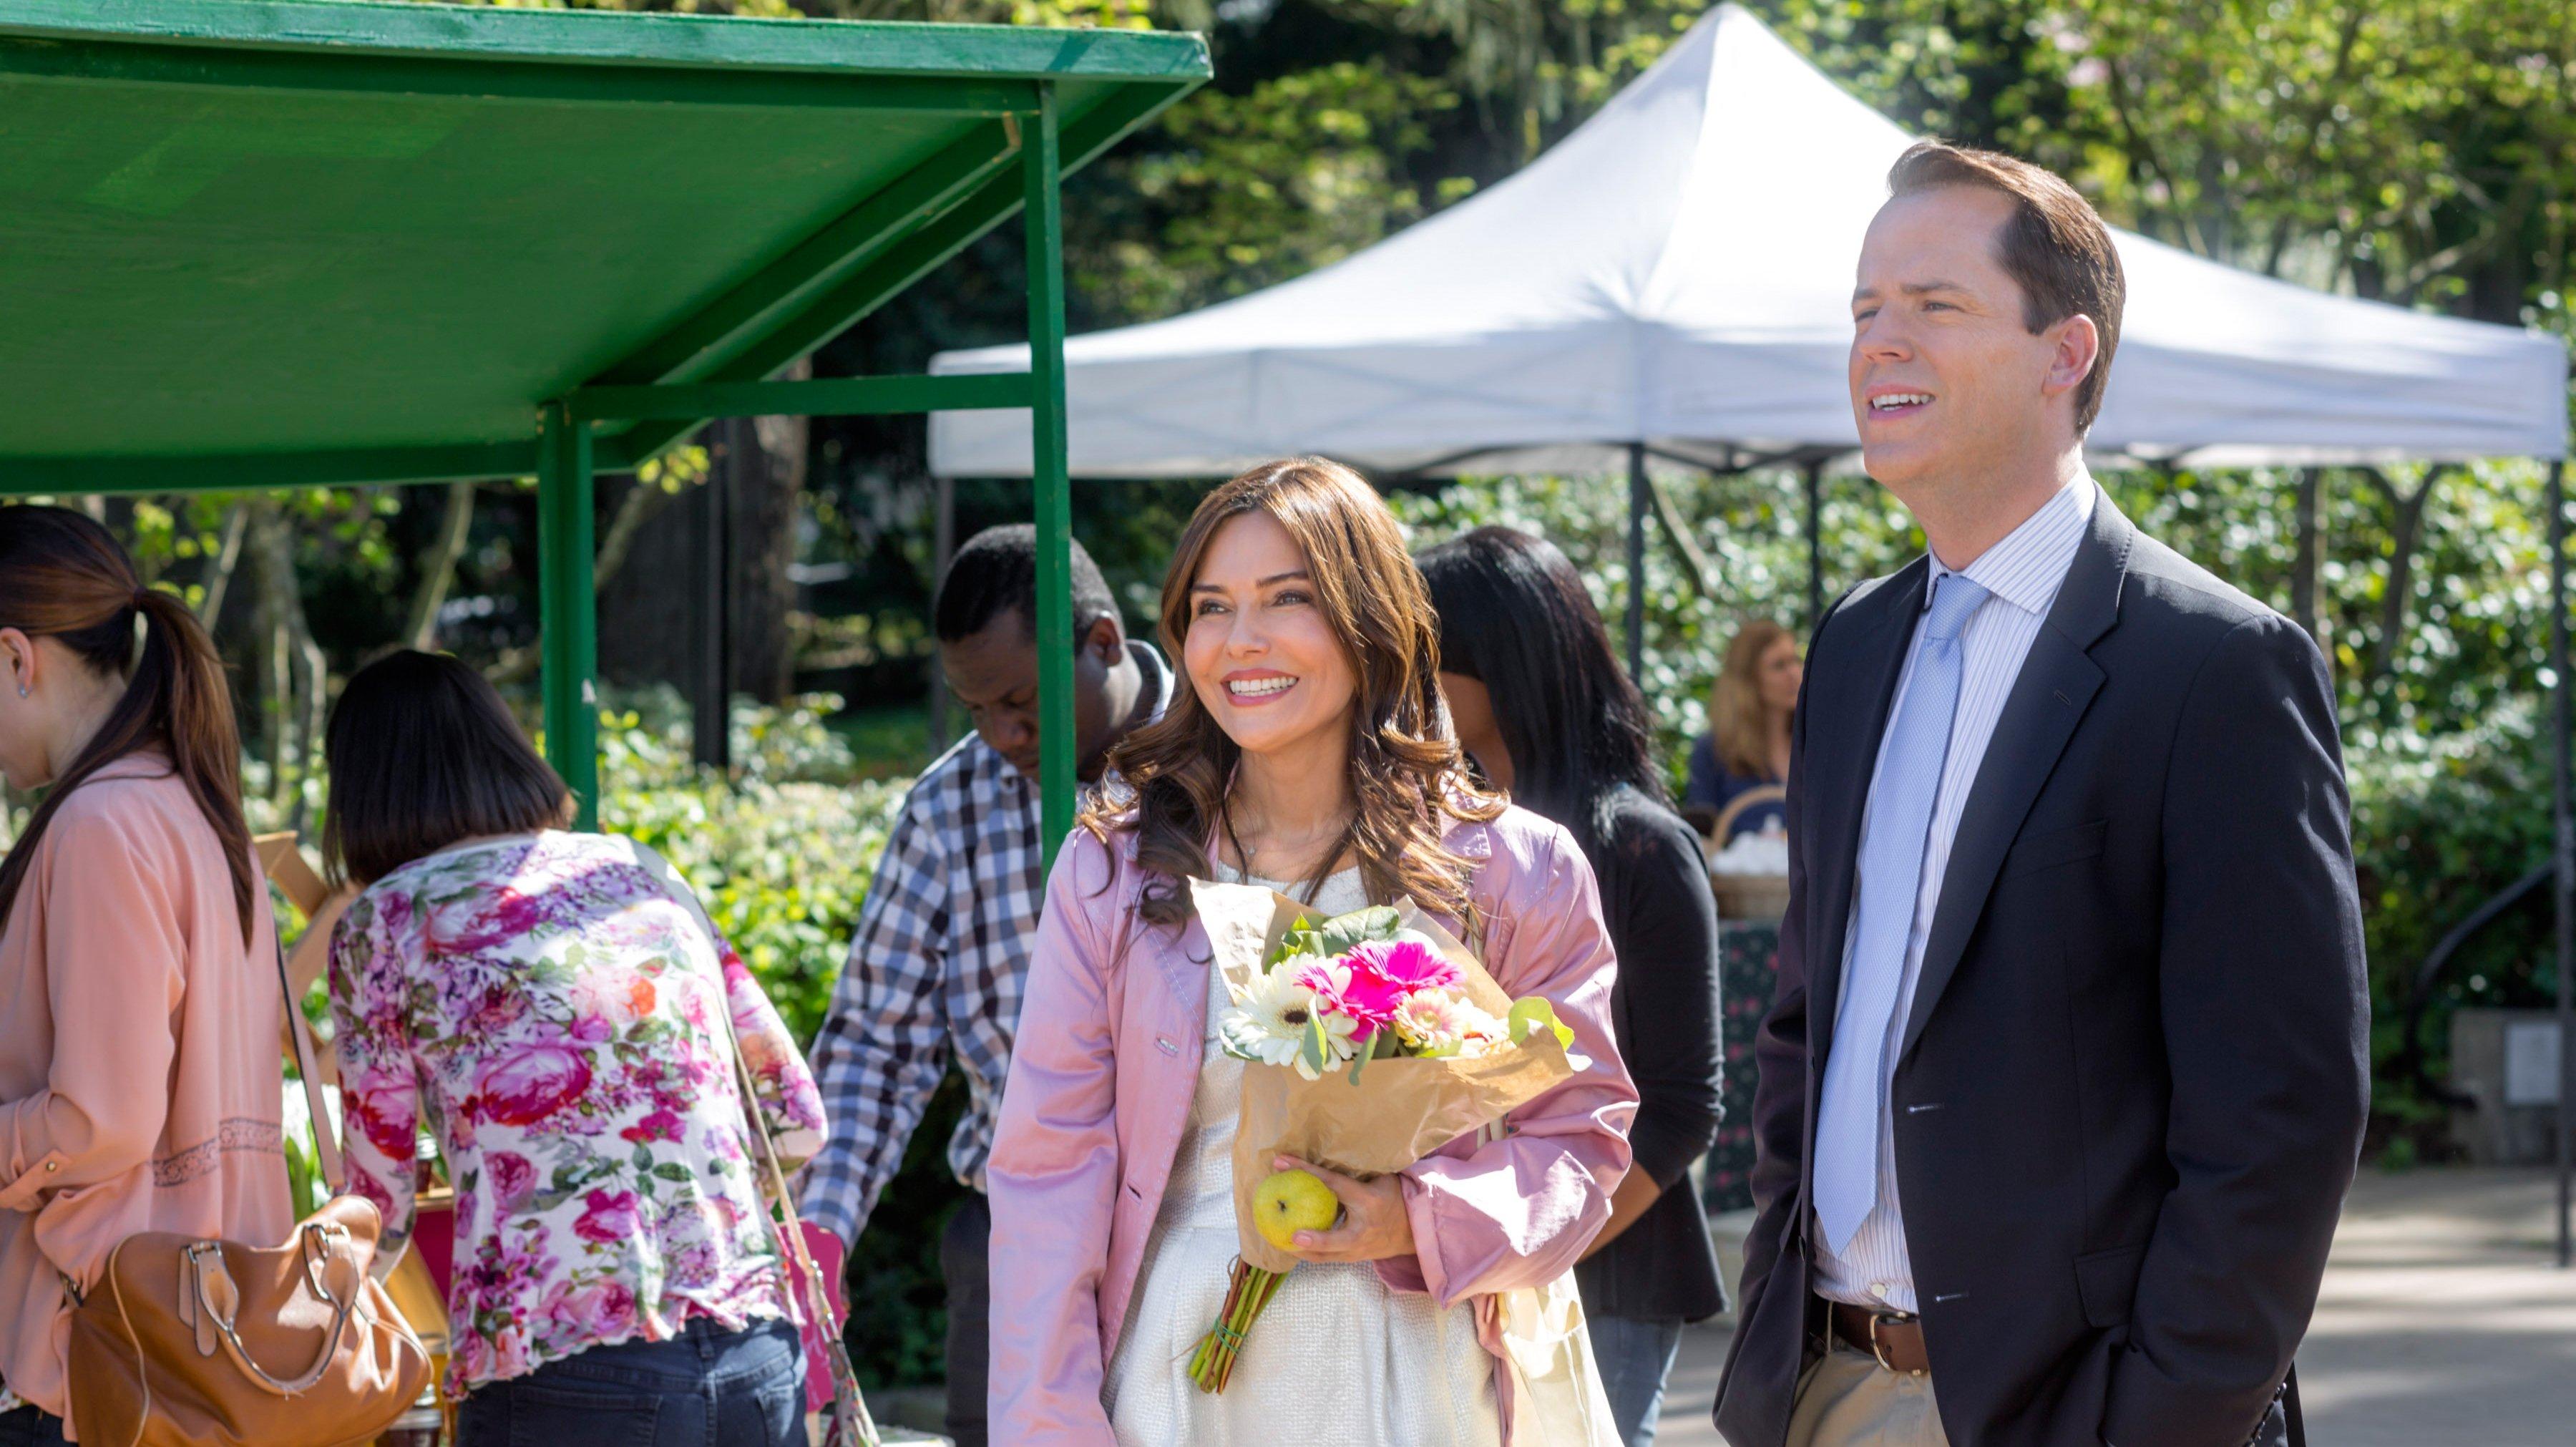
top-left (0, 507), bottom-right (286, 1447)
top-left (1684, 620), bottom-right (1801, 843)
top-left (322, 650), bottom-right (826, 1447)
top-left (1417, 526), bottom-right (1724, 1447)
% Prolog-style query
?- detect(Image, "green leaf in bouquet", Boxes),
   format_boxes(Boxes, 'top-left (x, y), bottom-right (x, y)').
top-left (1299, 1014), bottom-right (1333, 1077)
top-left (1345, 1026), bottom-right (1407, 1084)
top-left (1508, 998), bottom-right (1576, 1048)
top-left (1270, 917), bottom-right (1327, 965)
top-left (1317, 906), bottom-right (1401, 955)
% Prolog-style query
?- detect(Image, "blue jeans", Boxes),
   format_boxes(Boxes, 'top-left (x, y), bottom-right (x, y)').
top-left (0, 1407), bottom-right (66, 1447)
top-left (1589, 1314), bottom-right (1685, 1447)
top-left (457, 1316), bottom-right (804, 1447)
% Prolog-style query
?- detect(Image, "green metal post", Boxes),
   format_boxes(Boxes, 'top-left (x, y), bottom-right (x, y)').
top-left (1025, 85), bottom-right (1075, 872)
top-left (537, 401), bottom-right (602, 829)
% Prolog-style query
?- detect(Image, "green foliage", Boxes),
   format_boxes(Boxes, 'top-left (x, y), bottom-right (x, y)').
top-left (1385, 468), bottom-right (1923, 786)
top-left (1083, 63), bottom-right (1460, 318)
top-left (593, 691), bottom-right (904, 1046)
top-left (2346, 705), bottom-right (2557, 1117)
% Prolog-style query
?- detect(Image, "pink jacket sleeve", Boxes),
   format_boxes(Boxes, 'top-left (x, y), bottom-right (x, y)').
top-left (1377, 827), bottom-right (1639, 1306)
top-left (986, 834), bottom-right (1124, 1447)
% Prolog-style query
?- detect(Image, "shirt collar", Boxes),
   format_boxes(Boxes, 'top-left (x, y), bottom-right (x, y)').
top-left (1926, 475), bottom-right (2097, 620)
top-left (1129, 638), bottom-right (1175, 724)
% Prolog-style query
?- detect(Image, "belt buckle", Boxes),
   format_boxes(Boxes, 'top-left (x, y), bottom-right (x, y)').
top-left (1868, 1309), bottom-right (1923, 1377)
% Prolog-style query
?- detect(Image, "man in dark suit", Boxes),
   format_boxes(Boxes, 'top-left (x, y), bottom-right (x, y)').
top-left (1712, 140), bottom-right (2369, 1447)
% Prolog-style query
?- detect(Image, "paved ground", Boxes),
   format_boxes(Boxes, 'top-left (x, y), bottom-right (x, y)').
top-left (1655, 1167), bottom-right (2576, 1446)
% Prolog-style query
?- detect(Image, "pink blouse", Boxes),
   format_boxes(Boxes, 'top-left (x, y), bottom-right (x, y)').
top-left (0, 756), bottom-right (291, 1427)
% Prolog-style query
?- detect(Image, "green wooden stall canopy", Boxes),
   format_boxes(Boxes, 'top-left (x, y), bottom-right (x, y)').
top-left (0, 0), bottom-right (1210, 859)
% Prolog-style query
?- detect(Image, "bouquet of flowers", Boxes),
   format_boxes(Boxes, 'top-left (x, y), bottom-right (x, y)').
top-left (1183, 877), bottom-right (1581, 1393)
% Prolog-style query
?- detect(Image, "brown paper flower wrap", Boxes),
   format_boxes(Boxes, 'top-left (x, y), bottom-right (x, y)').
top-left (1181, 877), bottom-right (1580, 1390)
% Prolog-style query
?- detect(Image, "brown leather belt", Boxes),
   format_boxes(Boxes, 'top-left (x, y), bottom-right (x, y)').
top-left (1826, 1300), bottom-right (1931, 1375)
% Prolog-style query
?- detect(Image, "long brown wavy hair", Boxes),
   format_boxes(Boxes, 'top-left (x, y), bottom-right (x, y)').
top-left (0, 505), bottom-right (256, 942)
top-left (1085, 458), bottom-right (1503, 928)
top-left (1712, 618), bottom-right (1793, 779)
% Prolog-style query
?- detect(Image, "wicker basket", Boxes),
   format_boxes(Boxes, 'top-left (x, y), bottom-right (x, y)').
top-left (1709, 871), bottom-right (1792, 922)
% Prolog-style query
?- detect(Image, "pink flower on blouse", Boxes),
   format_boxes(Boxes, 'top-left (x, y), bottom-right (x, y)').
top-left (346, 1077), bottom-right (416, 1160)
top-left (467, 982), bottom-right (530, 1035)
top-left (436, 888), bottom-right (549, 953)
top-left (669, 1239), bottom-right (720, 1290)
top-left (542, 1277), bottom-right (638, 1343)
top-left (487, 1151), bottom-right (537, 1211)
top-left (574, 1187), bottom-right (643, 1245)
top-left (619, 1108), bottom-right (685, 1146)
top-left (475, 1043), bottom-right (593, 1128)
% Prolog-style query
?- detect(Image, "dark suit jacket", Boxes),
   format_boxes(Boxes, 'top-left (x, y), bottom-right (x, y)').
top-left (1713, 490), bottom-right (2369, 1447)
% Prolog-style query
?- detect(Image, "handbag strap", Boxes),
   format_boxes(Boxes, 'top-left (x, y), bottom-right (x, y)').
top-left (272, 927), bottom-right (343, 1194)
top-left (640, 845), bottom-right (879, 1446)
top-left (707, 943), bottom-right (885, 1447)
top-left (179, 1224), bottom-right (369, 1395)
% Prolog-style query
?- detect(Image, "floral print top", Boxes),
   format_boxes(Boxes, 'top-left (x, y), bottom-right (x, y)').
top-left (328, 830), bottom-right (827, 1397)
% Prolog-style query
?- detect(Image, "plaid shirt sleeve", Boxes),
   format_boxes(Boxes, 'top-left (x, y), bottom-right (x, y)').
top-left (796, 789), bottom-right (952, 1245)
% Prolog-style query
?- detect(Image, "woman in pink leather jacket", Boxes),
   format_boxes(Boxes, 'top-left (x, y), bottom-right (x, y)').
top-left (986, 457), bottom-right (1639, 1446)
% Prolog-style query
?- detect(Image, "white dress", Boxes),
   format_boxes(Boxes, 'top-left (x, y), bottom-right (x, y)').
top-left (1100, 866), bottom-right (1505, 1446)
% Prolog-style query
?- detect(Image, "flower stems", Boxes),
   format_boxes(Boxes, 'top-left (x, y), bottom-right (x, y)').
top-left (1186, 1259), bottom-right (1288, 1393)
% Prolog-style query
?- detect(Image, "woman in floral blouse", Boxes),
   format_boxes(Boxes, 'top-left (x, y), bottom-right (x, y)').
top-left (321, 650), bottom-right (826, 1446)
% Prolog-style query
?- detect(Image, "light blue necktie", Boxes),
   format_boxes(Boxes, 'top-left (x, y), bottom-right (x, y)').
top-left (1814, 572), bottom-right (1991, 1254)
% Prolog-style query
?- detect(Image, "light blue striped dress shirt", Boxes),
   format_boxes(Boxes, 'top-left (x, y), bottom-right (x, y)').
top-left (1813, 477), bottom-right (2098, 1315)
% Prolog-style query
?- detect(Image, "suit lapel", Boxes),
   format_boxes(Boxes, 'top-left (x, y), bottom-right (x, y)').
top-left (1804, 560), bottom-right (1928, 1053)
top-left (1898, 492), bottom-right (2134, 1065)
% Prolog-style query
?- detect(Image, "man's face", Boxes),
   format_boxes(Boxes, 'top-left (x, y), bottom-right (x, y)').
top-left (1849, 185), bottom-right (2082, 502)
top-left (937, 609), bottom-right (1121, 781)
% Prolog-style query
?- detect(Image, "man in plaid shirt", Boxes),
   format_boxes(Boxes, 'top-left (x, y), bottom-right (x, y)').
top-left (800, 525), bottom-right (1169, 1447)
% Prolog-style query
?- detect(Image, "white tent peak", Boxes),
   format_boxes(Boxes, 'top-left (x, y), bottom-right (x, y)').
top-left (934, 4), bottom-right (2567, 477)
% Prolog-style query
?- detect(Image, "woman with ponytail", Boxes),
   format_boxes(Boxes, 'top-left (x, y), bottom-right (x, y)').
top-left (0, 506), bottom-right (288, 1446)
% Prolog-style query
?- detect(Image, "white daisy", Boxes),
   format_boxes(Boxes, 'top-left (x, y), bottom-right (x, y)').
top-left (1221, 965), bottom-right (1359, 1077)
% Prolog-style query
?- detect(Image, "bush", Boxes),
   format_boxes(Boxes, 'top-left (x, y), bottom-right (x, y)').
top-left (2347, 705), bottom-right (2558, 1146)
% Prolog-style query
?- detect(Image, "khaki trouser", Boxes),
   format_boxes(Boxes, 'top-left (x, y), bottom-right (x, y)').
top-left (1785, 1343), bottom-right (1953, 1447)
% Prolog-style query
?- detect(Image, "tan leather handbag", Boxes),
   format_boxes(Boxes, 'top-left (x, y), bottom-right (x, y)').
top-left (63, 937), bottom-right (431, 1447)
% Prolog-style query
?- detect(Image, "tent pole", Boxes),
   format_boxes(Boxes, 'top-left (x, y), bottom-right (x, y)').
top-left (691, 424), bottom-right (733, 771)
top-left (930, 472), bottom-right (955, 746)
top-left (537, 401), bottom-right (600, 829)
top-left (1025, 84), bottom-right (1075, 872)
top-left (2551, 455), bottom-right (2571, 1270)
top-left (1802, 458), bottom-right (1825, 629)
top-left (1626, 442), bottom-right (1648, 686)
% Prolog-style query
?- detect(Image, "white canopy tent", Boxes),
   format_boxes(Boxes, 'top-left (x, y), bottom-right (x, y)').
top-left (929, 3), bottom-right (2567, 479)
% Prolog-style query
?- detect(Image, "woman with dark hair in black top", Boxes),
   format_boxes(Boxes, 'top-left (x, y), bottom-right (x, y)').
top-left (1415, 527), bottom-right (1724, 1447)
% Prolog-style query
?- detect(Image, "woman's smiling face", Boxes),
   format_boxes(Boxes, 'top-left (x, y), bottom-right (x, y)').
top-left (1182, 510), bottom-right (1360, 761)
